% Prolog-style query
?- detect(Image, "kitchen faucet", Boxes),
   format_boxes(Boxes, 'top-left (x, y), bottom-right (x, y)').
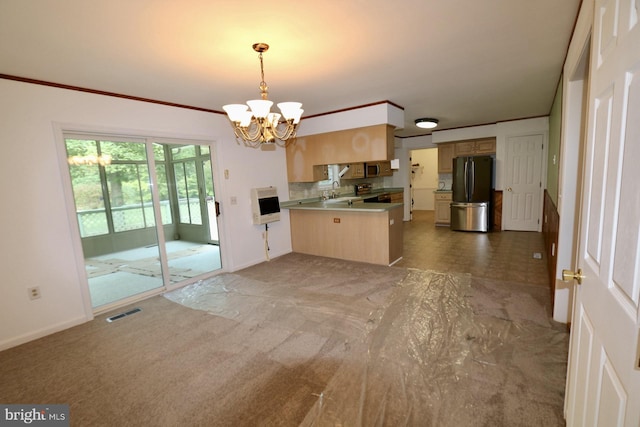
top-left (331, 180), bottom-right (340, 198)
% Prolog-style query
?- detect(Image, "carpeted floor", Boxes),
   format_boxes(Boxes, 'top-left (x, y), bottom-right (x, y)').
top-left (0, 250), bottom-right (568, 426)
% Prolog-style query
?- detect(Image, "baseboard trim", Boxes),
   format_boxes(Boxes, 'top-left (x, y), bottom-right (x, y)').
top-left (0, 315), bottom-right (89, 352)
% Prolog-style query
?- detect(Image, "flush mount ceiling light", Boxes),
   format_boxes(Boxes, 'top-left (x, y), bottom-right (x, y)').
top-left (223, 43), bottom-right (303, 148)
top-left (415, 118), bottom-right (439, 129)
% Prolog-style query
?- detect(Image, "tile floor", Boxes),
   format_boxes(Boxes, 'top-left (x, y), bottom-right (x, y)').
top-left (396, 210), bottom-right (549, 288)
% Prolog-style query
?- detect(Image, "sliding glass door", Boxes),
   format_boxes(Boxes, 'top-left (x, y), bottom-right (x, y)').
top-left (163, 143), bottom-right (222, 281)
top-left (64, 134), bottom-right (221, 310)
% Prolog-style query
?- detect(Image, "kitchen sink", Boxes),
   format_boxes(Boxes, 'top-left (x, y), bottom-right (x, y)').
top-left (323, 196), bottom-right (362, 203)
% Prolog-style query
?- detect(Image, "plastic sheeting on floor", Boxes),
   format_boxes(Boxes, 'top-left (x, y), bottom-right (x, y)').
top-left (165, 267), bottom-right (568, 426)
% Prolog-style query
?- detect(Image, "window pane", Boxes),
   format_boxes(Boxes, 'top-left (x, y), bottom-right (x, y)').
top-left (139, 165), bottom-right (156, 228)
top-left (153, 143), bottom-right (167, 161)
top-left (171, 145), bottom-right (196, 160)
top-left (174, 163), bottom-right (190, 223)
top-left (155, 164), bottom-right (172, 225)
top-left (173, 161), bottom-right (202, 225)
top-left (185, 161), bottom-right (202, 225)
top-left (106, 163), bottom-right (154, 232)
top-left (65, 139), bottom-right (108, 237)
top-left (101, 140), bottom-right (147, 161)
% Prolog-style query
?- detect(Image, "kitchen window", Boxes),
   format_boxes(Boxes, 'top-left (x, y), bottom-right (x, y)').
top-left (317, 165), bottom-right (338, 189)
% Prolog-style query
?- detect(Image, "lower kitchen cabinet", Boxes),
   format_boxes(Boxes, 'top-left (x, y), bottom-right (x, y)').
top-left (289, 205), bottom-right (403, 265)
top-left (434, 192), bottom-right (452, 226)
top-left (390, 191), bottom-right (404, 203)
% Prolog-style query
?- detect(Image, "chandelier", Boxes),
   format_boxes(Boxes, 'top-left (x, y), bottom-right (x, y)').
top-left (223, 43), bottom-right (303, 148)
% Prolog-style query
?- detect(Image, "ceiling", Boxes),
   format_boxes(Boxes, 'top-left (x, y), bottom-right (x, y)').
top-left (0, 0), bottom-right (581, 138)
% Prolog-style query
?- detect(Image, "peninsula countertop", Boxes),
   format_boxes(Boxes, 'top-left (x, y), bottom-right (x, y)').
top-left (280, 198), bottom-right (403, 213)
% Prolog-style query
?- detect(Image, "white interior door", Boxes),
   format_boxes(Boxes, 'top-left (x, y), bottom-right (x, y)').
top-left (564, 0), bottom-right (640, 425)
top-left (503, 134), bottom-right (544, 231)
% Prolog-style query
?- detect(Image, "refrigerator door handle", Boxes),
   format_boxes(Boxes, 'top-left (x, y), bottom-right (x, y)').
top-left (470, 160), bottom-right (475, 199)
top-left (463, 160), bottom-right (468, 200)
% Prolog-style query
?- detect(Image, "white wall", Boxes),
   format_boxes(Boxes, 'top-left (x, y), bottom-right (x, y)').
top-left (410, 148), bottom-right (439, 210)
top-left (0, 79), bottom-right (292, 350)
top-left (393, 134), bottom-right (434, 220)
top-left (298, 102), bottom-right (404, 136)
top-left (432, 124), bottom-right (497, 144)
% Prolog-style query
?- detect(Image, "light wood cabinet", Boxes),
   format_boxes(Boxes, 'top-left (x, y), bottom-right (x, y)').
top-left (437, 143), bottom-right (455, 173)
top-left (286, 124), bottom-right (395, 182)
top-left (312, 165), bottom-right (329, 181)
top-left (437, 138), bottom-right (496, 176)
top-left (390, 191), bottom-right (404, 203)
top-left (434, 192), bottom-right (452, 226)
top-left (289, 206), bottom-right (404, 265)
top-left (454, 138), bottom-right (496, 156)
top-left (339, 162), bottom-right (365, 179)
top-left (378, 161), bottom-right (393, 177)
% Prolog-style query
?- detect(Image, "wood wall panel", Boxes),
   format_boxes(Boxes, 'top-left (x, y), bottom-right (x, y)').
top-left (493, 190), bottom-right (502, 231)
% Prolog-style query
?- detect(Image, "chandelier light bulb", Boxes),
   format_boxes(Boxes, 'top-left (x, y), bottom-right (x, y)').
top-left (246, 99), bottom-right (273, 119)
top-left (222, 104), bottom-right (248, 122)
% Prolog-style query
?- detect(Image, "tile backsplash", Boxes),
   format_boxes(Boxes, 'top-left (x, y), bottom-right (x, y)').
top-left (438, 174), bottom-right (453, 191)
top-left (288, 176), bottom-right (390, 200)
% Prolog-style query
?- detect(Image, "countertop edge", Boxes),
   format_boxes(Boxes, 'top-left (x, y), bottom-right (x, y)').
top-left (280, 187), bottom-right (404, 212)
top-left (283, 202), bottom-right (403, 212)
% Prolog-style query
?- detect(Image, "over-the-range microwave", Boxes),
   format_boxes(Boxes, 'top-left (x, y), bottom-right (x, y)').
top-left (365, 161), bottom-right (392, 177)
top-left (365, 162), bottom-right (382, 177)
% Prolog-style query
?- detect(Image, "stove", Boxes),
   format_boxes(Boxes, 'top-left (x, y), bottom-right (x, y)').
top-left (354, 183), bottom-right (372, 196)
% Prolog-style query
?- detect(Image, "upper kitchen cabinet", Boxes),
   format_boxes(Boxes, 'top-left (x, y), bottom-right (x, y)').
top-left (286, 124), bottom-right (395, 182)
top-left (377, 161), bottom-right (393, 177)
top-left (454, 138), bottom-right (496, 156)
top-left (312, 164), bottom-right (329, 181)
top-left (339, 162), bottom-right (365, 179)
top-left (437, 143), bottom-right (455, 174)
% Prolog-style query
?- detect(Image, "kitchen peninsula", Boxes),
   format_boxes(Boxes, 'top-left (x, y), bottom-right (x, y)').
top-left (282, 199), bottom-right (403, 266)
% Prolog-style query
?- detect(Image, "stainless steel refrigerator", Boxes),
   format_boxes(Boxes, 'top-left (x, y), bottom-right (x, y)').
top-left (451, 156), bottom-right (493, 232)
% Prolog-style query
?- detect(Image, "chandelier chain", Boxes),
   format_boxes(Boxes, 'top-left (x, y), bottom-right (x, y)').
top-left (258, 52), bottom-right (268, 100)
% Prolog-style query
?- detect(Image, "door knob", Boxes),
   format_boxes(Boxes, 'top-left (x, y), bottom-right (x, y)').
top-left (507, 187), bottom-right (513, 192)
top-left (562, 268), bottom-right (585, 285)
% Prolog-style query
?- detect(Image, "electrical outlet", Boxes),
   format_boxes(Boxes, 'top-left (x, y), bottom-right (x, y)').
top-left (28, 287), bottom-right (41, 300)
